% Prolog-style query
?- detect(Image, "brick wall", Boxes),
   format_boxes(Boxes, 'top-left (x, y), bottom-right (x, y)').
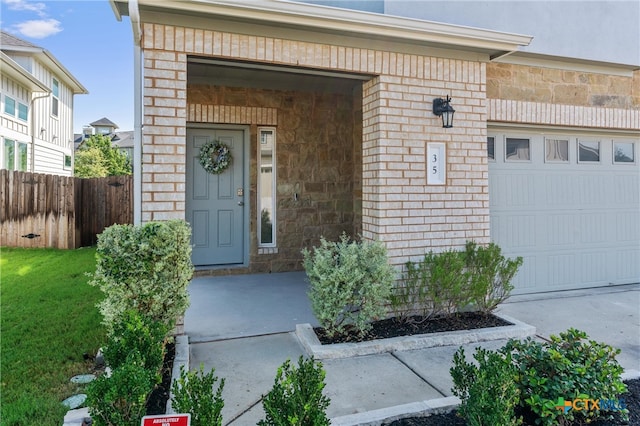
top-left (141, 49), bottom-right (187, 222)
top-left (141, 23), bottom-right (492, 270)
top-left (362, 63), bottom-right (490, 266)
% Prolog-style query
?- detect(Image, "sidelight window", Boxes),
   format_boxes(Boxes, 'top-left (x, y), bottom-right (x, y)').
top-left (258, 127), bottom-right (276, 247)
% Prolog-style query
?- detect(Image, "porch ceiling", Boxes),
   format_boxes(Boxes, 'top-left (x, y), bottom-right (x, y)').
top-left (188, 59), bottom-right (367, 93)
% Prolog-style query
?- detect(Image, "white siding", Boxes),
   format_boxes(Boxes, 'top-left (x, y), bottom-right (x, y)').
top-left (1, 75), bottom-right (30, 137)
top-left (29, 58), bottom-right (75, 175)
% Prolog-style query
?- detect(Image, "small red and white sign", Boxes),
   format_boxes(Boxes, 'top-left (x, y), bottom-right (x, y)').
top-left (141, 413), bottom-right (191, 426)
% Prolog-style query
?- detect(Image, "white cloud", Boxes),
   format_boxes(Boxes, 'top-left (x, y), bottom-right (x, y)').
top-left (2, 0), bottom-right (47, 17)
top-left (14, 19), bottom-right (62, 38)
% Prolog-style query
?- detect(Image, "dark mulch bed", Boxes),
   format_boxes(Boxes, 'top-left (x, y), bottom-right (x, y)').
top-left (314, 312), bottom-right (511, 345)
top-left (385, 379), bottom-right (640, 426)
top-left (146, 341), bottom-right (175, 415)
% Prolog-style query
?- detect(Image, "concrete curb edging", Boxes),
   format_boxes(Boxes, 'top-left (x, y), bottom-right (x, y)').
top-left (329, 369), bottom-right (640, 426)
top-left (296, 313), bottom-right (536, 359)
top-left (330, 396), bottom-right (461, 426)
top-left (622, 369), bottom-right (640, 381)
top-left (166, 334), bottom-right (190, 414)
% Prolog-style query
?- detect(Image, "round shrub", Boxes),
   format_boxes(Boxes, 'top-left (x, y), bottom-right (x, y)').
top-left (302, 233), bottom-right (396, 338)
top-left (90, 220), bottom-right (193, 332)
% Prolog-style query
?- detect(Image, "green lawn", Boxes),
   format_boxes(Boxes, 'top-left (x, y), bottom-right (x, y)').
top-left (0, 247), bottom-right (106, 426)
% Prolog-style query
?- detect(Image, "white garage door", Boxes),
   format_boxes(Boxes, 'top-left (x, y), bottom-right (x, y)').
top-left (489, 130), bottom-right (640, 294)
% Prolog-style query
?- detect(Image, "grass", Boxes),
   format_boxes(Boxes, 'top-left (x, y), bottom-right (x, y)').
top-left (0, 247), bottom-right (106, 426)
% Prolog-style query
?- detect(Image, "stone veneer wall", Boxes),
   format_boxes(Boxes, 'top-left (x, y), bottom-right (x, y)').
top-left (487, 63), bottom-right (640, 109)
top-left (188, 85), bottom-right (362, 272)
top-left (141, 22), bottom-right (492, 271)
top-left (486, 64), bottom-right (640, 130)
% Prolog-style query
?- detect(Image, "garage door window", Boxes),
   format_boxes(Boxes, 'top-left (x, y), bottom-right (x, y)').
top-left (487, 137), bottom-right (495, 161)
top-left (578, 140), bottom-right (600, 163)
top-left (506, 138), bottom-right (530, 161)
top-left (614, 142), bottom-right (635, 164)
top-left (545, 138), bottom-right (569, 162)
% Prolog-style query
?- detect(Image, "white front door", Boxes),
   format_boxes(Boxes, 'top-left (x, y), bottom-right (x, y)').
top-left (186, 128), bottom-right (247, 266)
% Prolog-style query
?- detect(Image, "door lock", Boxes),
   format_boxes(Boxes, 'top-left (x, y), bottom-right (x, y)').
top-left (237, 188), bottom-right (244, 196)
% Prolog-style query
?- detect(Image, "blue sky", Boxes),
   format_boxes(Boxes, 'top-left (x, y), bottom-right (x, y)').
top-left (1, 0), bottom-right (134, 133)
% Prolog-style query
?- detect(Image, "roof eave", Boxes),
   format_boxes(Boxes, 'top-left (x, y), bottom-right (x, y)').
top-left (119, 0), bottom-right (532, 55)
top-left (39, 50), bottom-right (89, 94)
top-left (2, 42), bottom-right (88, 94)
top-left (0, 52), bottom-right (51, 93)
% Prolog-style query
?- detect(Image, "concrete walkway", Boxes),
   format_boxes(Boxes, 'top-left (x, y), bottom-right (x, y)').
top-left (185, 273), bottom-right (640, 426)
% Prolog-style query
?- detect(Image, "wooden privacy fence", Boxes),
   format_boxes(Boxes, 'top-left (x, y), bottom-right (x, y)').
top-left (1, 170), bottom-right (133, 249)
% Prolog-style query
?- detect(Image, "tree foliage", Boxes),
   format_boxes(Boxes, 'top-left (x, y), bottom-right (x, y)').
top-left (74, 134), bottom-right (131, 178)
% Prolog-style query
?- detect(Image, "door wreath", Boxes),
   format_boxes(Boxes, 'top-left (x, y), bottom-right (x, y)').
top-left (199, 140), bottom-right (232, 174)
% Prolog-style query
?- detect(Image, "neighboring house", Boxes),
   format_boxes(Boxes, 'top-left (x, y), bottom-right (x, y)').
top-left (74, 117), bottom-right (134, 158)
top-left (1, 31), bottom-right (88, 176)
top-left (110, 0), bottom-right (639, 294)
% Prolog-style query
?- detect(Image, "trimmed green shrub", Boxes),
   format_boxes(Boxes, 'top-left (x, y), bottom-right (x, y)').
top-left (259, 356), bottom-right (331, 426)
top-left (392, 249), bottom-right (471, 319)
top-left (302, 233), bottom-right (395, 338)
top-left (171, 364), bottom-right (225, 426)
top-left (502, 328), bottom-right (628, 425)
top-left (464, 241), bottom-right (523, 313)
top-left (90, 220), bottom-right (193, 332)
top-left (451, 347), bottom-right (521, 426)
top-left (391, 241), bottom-right (522, 319)
top-left (102, 310), bottom-right (169, 376)
top-left (87, 354), bottom-right (156, 426)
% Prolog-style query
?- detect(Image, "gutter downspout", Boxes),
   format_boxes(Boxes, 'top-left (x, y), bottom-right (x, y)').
top-left (129, 0), bottom-right (143, 225)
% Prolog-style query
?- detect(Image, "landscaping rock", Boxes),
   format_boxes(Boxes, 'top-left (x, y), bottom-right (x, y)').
top-left (95, 348), bottom-right (105, 367)
top-left (70, 374), bottom-right (96, 384)
top-left (62, 407), bottom-right (90, 426)
top-left (62, 394), bottom-right (87, 410)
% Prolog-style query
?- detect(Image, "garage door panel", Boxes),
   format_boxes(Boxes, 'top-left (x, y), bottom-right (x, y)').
top-left (578, 174), bottom-right (612, 205)
top-left (548, 253), bottom-right (578, 287)
top-left (547, 213), bottom-right (578, 246)
top-left (509, 254), bottom-right (537, 291)
top-left (579, 213), bottom-right (608, 244)
top-left (614, 248), bottom-right (640, 283)
top-left (546, 174), bottom-right (579, 206)
top-left (616, 212), bottom-right (640, 241)
top-left (579, 252), bottom-right (609, 284)
top-left (490, 173), bottom-right (537, 208)
top-left (490, 132), bottom-right (639, 294)
top-left (490, 214), bottom-right (537, 249)
top-left (614, 174), bottom-right (640, 204)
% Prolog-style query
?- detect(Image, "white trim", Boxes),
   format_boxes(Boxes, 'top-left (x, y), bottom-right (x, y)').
top-left (495, 52), bottom-right (639, 77)
top-left (257, 126), bottom-right (277, 248)
top-left (129, 0), bottom-right (532, 53)
top-left (0, 52), bottom-right (51, 92)
top-left (130, 0), bottom-right (143, 225)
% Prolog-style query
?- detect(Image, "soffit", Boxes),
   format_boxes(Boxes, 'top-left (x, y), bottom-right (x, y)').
top-left (188, 59), bottom-right (365, 93)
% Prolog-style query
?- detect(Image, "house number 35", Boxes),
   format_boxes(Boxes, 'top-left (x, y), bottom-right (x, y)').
top-left (427, 143), bottom-right (446, 185)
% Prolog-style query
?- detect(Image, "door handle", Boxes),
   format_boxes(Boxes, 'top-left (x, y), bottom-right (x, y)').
top-left (238, 201), bottom-right (244, 206)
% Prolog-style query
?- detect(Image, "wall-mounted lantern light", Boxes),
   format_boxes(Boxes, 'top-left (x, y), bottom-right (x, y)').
top-left (433, 95), bottom-right (455, 128)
